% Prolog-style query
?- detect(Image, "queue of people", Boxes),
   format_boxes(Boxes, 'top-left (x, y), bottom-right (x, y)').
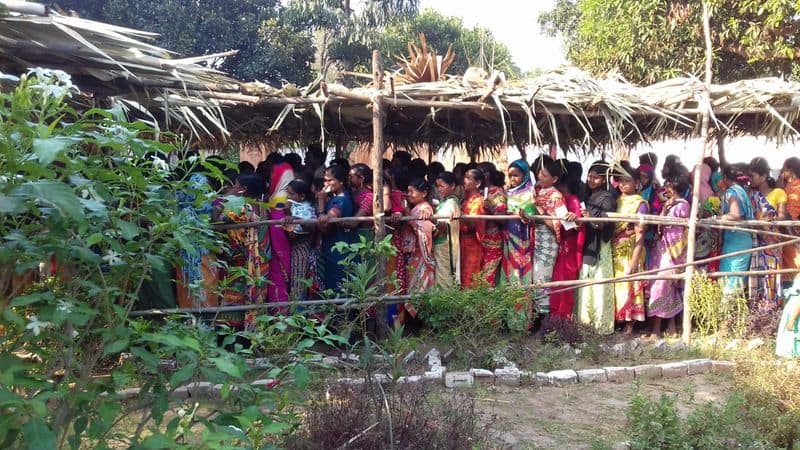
top-left (175, 147), bottom-right (800, 338)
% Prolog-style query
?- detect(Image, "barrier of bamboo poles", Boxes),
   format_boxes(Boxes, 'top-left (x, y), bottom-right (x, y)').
top-left (129, 233), bottom-right (800, 317)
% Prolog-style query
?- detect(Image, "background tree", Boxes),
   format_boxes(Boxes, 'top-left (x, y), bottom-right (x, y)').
top-left (539, 0), bottom-right (800, 84)
top-left (53, 0), bottom-right (316, 85)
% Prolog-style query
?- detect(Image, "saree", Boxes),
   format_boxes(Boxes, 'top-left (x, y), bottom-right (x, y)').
top-left (353, 188), bottom-right (375, 242)
top-left (576, 243), bottom-right (615, 335)
top-left (434, 195), bottom-right (461, 288)
top-left (460, 192), bottom-right (485, 288)
top-left (783, 179), bottom-right (800, 277)
top-left (612, 194), bottom-right (649, 323)
top-left (720, 184), bottom-right (754, 298)
top-left (550, 194), bottom-right (584, 318)
top-left (219, 202), bottom-right (269, 329)
top-left (387, 189), bottom-right (406, 294)
top-left (749, 190), bottom-right (781, 302)
top-left (176, 174), bottom-right (217, 308)
top-left (266, 162), bottom-right (294, 306)
top-left (481, 186), bottom-right (507, 286)
top-left (533, 186), bottom-right (565, 313)
top-left (502, 160), bottom-right (536, 285)
top-left (648, 199), bottom-right (689, 319)
top-left (320, 192), bottom-right (355, 292)
top-left (397, 202), bottom-right (435, 323)
top-left (288, 200), bottom-right (316, 301)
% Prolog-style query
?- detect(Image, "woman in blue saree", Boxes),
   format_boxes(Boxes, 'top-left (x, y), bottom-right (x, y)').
top-left (717, 163), bottom-right (755, 299)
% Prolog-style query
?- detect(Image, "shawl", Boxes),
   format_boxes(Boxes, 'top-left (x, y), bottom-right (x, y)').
top-left (616, 194), bottom-right (647, 235)
top-left (267, 162), bottom-right (294, 209)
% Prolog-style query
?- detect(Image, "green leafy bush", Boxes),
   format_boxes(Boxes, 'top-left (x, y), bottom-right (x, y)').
top-left (0, 69), bottom-right (342, 448)
top-left (627, 392), bottom-right (686, 450)
top-left (689, 273), bottom-right (747, 337)
top-left (416, 284), bottom-right (532, 353)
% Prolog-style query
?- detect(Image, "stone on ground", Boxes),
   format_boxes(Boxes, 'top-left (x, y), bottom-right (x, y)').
top-left (576, 368), bottom-right (607, 383)
top-left (445, 371), bottom-right (474, 388)
top-left (659, 362), bottom-right (688, 378)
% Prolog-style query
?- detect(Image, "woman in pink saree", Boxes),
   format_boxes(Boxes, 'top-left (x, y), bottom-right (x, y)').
top-left (265, 157), bottom-right (295, 310)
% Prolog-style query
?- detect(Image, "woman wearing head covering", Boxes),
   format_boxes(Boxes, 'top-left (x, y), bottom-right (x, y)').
top-left (266, 159), bottom-right (295, 309)
top-left (575, 161), bottom-right (616, 335)
top-left (612, 162), bottom-right (649, 334)
top-left (718, 163), bottom-right (755, 300)
top-left (502, 159), bottom-right (537, 285)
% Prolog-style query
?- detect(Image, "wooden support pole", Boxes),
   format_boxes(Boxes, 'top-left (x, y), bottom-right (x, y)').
top-left (681, 2), bottom-right (714, 344)
top-left (371, 50), bottom-right (388, 335)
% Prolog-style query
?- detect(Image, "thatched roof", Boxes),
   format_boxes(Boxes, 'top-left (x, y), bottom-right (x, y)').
top-left (2, 3), bottom-right (800, 154)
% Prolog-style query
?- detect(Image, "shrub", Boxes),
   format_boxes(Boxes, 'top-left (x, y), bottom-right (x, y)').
top-left (416, 284), bottom-right (532, 353)
top-left (626, 392), bottom-right (686, 450)
top-left (689, 273), bottom-right (747, 337)
top-left (286, 381), bottom-right (494, 449)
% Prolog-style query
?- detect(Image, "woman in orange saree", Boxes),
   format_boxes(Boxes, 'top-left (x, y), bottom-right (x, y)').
top-left (460, 169), bottom-right (486, 288)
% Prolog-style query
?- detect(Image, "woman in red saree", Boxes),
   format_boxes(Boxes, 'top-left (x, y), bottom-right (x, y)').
top-left (460, 169), bottom-right (486, 288)
top-left (550, 168), bottom-right (584, 318)
top-left (477, 163), bottom-right (507, 286)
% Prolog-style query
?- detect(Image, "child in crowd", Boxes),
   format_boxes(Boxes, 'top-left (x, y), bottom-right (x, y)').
top-left (284, 179), bottom-right (317, 301)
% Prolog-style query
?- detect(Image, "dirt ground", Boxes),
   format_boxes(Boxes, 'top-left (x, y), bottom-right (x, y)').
top-left (472, 373), bottom-right (733, 449)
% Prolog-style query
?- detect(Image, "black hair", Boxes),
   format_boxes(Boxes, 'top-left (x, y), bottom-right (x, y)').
top-left (663, 176), bottom-right (690, 197)
top-left (409, 158), bottom-right (427, 179)
top-left (435, 171), bottom-right (457, 186)
top-left (330, 158), bottom-right (350, 173)
top-left (567, 161), bottom-right (583, 180)
top-left (542, 159), bottom-right (565, 181)
top-left (587, 160), bottom-right (612, 191)
top-left (639, 152), bottom-right (658, 167)
top-left (238, 161), bottom-right (255, 175)
top-left (477, 162), bottom-right (505, 187)
top-left (427, 161), bottom-right (445, 182)
top-left (464, 168), bottom-right (486, 189)
top-left (723, 163), bottom-right (749, 183)
top-left (392, 151), bottom-right (412, 165)
top-left (749, 157), bottom-right (770, 177)
top-left (284, 153), bottom-right (303, 172)
top-left (408, 177), bottom-right (430, 195)
top-left (453, 163), bottom-right (468, 184)
top-left (613, 160), bottom-right (640, 181)
top-left (392, 167), bottom-right (410, 192)
top-left (350, 163), bottom-right (373, 185)
top-left (767, 177), bottom-right (777, 189)
top-left (784, 157), bottom-right (800, 178)
top-left (703, 156), bottom-right (720, 173)
top-left (287, 179), bottom-right (312, 202)
top-left (326, 164), bottom-right (349, 184)
top-left (531, 154), bottom-right (554, 175)
top-left (237, 173), bottom-right (266, 199)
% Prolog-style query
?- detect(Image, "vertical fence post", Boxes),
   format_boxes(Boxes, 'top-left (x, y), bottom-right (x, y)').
top-left (681, 2), bottom-right (714, 344)
top-left (371, 50), bottom-right (388, 335)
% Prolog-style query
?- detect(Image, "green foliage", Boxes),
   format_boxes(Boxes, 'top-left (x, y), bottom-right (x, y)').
top-left (689, 273), bottom-right (747, 337)
top-left (0, 70), bottom-right (341, 448)
top-left (626, 390), bottom-right (786, 449)
top-left (627, 391), bottom-right (686, 450)
top-left (539, 0), bottom-right (800, 83)
top-left (55, 0), bottom-right (315, 85)
top-left (417, 284), bottom-right (531, 354)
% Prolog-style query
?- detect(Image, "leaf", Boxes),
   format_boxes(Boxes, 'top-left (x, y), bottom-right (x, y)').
top-left (22, 417), bottom-right (56, 450)
top-left (9, 293), bottom-right (49, 307)
top-left (12, 181), bottom-right (82, 220)
top-left (32, 137), bottom-right (73, 166)
top-left (130, 346), bottom-right (160, 368)
top-left (292, 364), bottom-right (310, 389)
top-left (261, 420), bottom-right (291, 434)
top-left (0, 194), bottom-right (23, 214)
top-left (170, 362), bottom-right (196, 386)
top-left (144, 254), bottom-right (165, 272)
top-left (116, 220), bottom-right (140, 240)
top-left (103, 339), bottom-right (129, 356)
top-left (208, 356), bottom-right (242, 378)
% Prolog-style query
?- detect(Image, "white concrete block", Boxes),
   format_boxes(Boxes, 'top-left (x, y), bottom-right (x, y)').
top-left (659, 362), bottom-right (688, 379)
top-left (577, 368), bottom-right (608, 383)
top-left (445, 371), bottom-right (474, 388)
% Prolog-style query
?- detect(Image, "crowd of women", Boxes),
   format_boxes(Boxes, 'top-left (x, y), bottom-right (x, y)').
top-left (175, 146), bottom-right (800, 339)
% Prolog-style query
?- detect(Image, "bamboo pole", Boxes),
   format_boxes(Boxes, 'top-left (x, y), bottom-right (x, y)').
top-left (681, 1), bottom-right (714, 344)
top-left (129, 266), bottom-right (800, 318)
top-left (371, 50), bottom-right (388, 336)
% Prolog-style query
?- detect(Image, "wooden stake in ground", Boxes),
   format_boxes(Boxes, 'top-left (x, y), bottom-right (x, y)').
top-left (371, 50), bottom-right (388, 335)
top-left (682, 2), bottom-right (714, 344)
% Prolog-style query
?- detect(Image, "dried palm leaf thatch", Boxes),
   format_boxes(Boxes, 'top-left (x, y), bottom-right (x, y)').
top-left (3, 7), bottom-right (800, 156)
top-left (394, 33), bottom-right (455, 85)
